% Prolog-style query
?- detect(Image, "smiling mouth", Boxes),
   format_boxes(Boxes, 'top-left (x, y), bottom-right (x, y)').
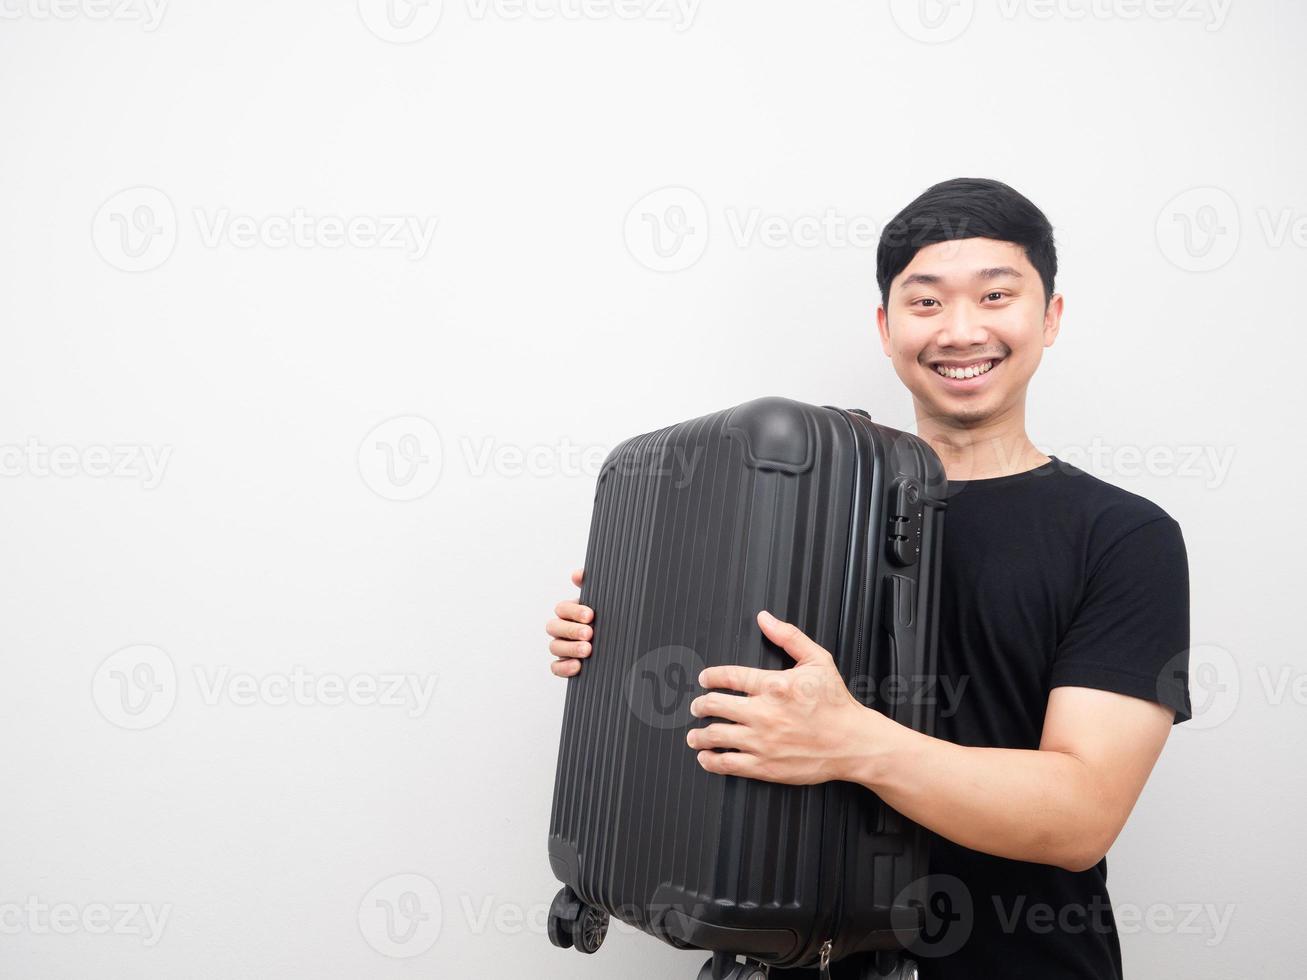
top-left (928, 357), bottom-right (1003, 384)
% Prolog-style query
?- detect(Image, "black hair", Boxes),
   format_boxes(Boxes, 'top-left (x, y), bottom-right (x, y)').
top-left (876, 177), bottom-right (1057, 310)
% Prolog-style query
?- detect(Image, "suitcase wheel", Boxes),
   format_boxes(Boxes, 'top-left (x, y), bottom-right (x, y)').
top-left (546, 907), bottom-right (573, 950)
top-left (573, 904), bottom-right (609, 954)
top-left (547, 886), bottom-right (608, 955)
top-left (697, 954), bottom-right (768, 980)
top-left (861, 955), bottom-right (919, 980)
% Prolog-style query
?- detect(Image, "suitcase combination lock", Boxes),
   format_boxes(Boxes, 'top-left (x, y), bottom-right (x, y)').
top-left (886, 478), bottom-right (924, 567)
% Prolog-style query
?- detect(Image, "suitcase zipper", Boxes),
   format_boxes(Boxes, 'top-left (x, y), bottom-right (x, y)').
top-left (813, 408), bottom-right (870, 979)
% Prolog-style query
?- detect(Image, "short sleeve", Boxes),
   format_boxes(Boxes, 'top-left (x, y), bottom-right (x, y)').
top-left (1048, 516), bottom-right (1192, 725)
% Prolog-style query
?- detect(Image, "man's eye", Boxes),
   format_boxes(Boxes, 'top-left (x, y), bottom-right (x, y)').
top-left (984, 291), bottom-right (1007, 302)
top-left (914, 298), bottom-right (939, 308)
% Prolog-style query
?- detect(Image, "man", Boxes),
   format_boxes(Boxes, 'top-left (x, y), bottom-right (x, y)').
top-left (544, 177), bottom-right (1192, 979)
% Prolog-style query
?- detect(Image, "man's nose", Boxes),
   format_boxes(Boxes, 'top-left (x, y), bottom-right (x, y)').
top-left (935, 305), bottom-right (990, 348)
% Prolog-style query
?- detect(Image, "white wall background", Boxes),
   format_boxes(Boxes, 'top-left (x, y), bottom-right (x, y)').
top-left (0, 1), bottom-right (1302, 977)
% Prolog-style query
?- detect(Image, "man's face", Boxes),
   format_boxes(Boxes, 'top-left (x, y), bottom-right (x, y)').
top-left (877, 237), bottom-right (1062, 428)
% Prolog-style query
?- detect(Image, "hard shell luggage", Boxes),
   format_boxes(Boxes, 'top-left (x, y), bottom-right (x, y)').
top-left (546, 396), bottom-right (947, 979)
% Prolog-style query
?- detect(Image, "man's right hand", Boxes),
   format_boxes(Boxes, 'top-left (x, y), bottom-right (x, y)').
top-left (546, 568), bottom-right (594, 678)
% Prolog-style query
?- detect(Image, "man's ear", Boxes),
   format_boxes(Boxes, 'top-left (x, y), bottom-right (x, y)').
top-left (876, 305), bottom-right (893, 357)
top-left (1042, 294), bottom-right (1064, 349)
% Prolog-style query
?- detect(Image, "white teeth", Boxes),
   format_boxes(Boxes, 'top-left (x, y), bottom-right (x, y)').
top-left (934, 360), bottom-right (995, 380)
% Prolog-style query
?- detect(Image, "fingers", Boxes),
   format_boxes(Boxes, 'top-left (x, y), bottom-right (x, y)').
top-left (699, 664), bottom-right (771, 696)
top-left (554, 600), bottom-right (593, 625)
top-left (546, 617), bottom-right (593, 642)
top-left (548, 585), bottom-right (594, 679)
top-left (550, 658), bottom-right (582, 678)
top-left (686, 722), bottom-right (754, 752)
top-left (757, 610), bottom-right (829, 665)
top-left (549, 638), bottom-right (592, 659)
top-left (689, 691), bottom-right (753, 724)
top-left (695, 748), bottom-right (759, 778)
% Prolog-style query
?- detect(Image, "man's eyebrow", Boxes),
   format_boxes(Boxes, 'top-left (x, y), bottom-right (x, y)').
top-left (899, 266), bottom-right (1025, 289)
top-left (976, 265), bottom-right (1025, 280)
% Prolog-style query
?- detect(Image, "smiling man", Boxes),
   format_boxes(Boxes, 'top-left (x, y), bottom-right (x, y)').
top-left (545, 177), bottom-right (1192, 979)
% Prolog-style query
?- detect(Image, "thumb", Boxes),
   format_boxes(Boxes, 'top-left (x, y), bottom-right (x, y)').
top-left (757, 610), bottom-right (828, 665)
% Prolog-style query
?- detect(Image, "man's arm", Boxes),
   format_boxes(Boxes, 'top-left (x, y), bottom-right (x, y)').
top-left (847, 684), bottom-right (1174, 872)
top-left (689, 612), bottom-right (1176, 874)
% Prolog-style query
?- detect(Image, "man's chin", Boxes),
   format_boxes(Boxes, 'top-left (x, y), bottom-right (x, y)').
top-left (913, 391), bottom-right (1003, 429)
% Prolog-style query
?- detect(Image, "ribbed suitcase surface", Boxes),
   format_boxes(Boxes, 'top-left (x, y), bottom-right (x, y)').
top-left (547, 397), bottom-right (946, 973)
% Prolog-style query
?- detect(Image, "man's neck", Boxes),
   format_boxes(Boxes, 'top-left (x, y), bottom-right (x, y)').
top-left (913, 402), bottom-right (1049, 482)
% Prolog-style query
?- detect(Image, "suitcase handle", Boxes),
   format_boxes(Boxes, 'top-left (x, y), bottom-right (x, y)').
top-left (881, 574), bottom-right (918, 726)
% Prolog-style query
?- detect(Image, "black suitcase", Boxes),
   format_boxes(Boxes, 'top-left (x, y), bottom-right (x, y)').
top-left (546, 396), bottom-right (947, 980)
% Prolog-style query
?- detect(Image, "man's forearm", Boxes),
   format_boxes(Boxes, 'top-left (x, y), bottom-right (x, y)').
top-left (841, 708), bottom-right (1105, 873)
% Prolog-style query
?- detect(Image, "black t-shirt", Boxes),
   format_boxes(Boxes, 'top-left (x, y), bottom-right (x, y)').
top-left (914, 455), bottom-right (1192, 980)
top-left (779, 456), bottom-right (1193, 979)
